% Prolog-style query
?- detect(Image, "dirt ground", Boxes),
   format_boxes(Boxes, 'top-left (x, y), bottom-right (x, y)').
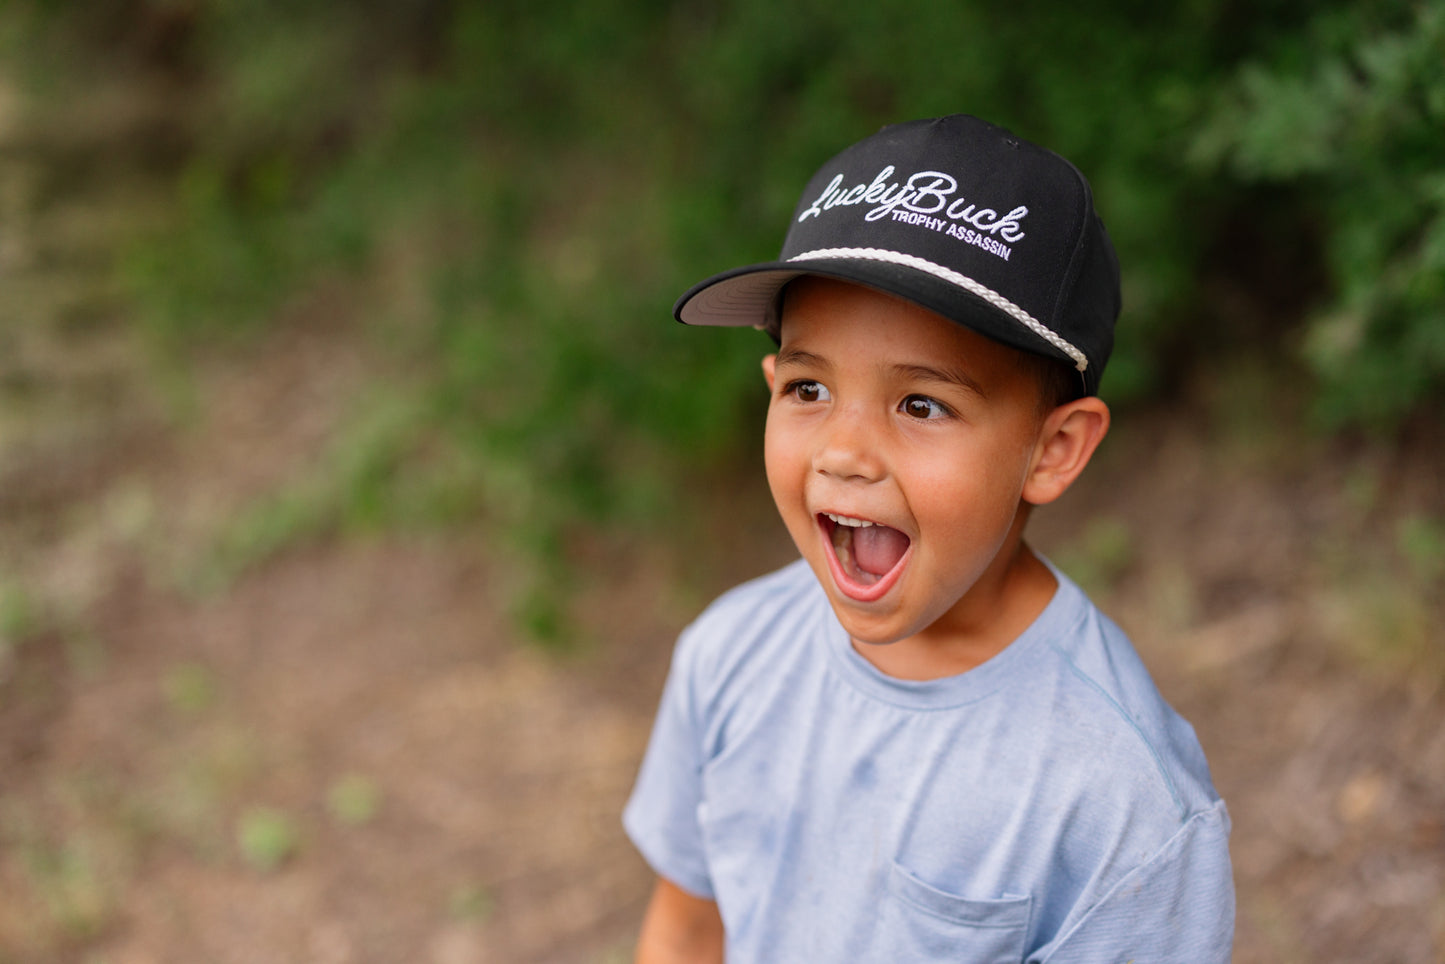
top-left (2, 73), bottom-right (1444, 964)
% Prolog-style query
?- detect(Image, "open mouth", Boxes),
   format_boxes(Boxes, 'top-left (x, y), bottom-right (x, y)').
top-left (819, 512), bottom-right (911, 599)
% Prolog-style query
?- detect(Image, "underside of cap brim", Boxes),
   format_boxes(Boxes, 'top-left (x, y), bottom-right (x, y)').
top-left (673, 257), bottom-right (1089, 382)
top-left (674, 262), bottom-right (803, 333)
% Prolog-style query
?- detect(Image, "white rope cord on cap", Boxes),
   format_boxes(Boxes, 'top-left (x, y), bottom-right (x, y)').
top-left (788, 246), bottom-right (1089, 373)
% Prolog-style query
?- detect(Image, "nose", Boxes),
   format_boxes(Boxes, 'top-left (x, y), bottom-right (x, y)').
top-left (812, 407), bottom-right (887, 483)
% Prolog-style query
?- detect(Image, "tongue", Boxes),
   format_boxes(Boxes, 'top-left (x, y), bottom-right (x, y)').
top-left (853, 525), bottom-right (909, 576)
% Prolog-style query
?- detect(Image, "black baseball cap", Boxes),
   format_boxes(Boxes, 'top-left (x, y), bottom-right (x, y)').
top-left (674, 114), bottom-right (1121, 395)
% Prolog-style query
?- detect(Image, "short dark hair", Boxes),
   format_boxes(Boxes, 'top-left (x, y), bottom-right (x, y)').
top-left (1015, 350), bottom-right (1084, 413)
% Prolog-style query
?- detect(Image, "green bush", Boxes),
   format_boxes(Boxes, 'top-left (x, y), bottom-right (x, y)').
top-left (1192, 2), bottom-right (1445, 428)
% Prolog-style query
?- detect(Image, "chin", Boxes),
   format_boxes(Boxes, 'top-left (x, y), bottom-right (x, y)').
top-left (825, 599), bottom-right (917, 647)
top-left (847, 629), bottom-right (905, 648)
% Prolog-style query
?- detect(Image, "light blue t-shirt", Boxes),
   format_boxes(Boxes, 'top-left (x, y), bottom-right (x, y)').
top-left (624, 559), bottom-right (1234, 963)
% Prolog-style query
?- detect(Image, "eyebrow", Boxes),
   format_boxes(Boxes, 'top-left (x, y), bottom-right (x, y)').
top-left (890, 363), bottom-right (988, 399)
top-left (775, 347), bottom-right (987, 398)
top-left (773, 346), bottom-right (830, 370)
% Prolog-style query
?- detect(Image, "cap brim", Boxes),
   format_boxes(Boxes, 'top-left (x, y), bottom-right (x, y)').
top-left (674, 262), bottom-right (803, 336)
top-left (674, 257), bottom-right (1082, 376)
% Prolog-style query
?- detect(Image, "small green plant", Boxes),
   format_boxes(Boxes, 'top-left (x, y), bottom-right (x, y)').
top-left (1332, 573), bottom-right (1433, 677)
top-left (0, 581), bottom-right (42, 661)
top-left (326, 774), bottom-right (381, 827)
top-left (447, 881), bottom-right (495, 923)
top-left (160, 736), bottom-right (257, 862)
top-left (1342, 463), bottom-right (1383, 518)
top-left (1055, 517), bottom-right (1135, 598)
top-left (187, 391), bottom-right (443, 597)
top-left (1144, 563), bottom-right (1202, 636)
top-left (63, 624), bottom-right (107, 680)
top-left (162, 663), bottom-right (219, 714)
top-left (1396, 514), bottom-right (1445, 585)
top-left (23, 838), bottom-right (115, 940)
top-left (237, 807), bottom-right (300, 872)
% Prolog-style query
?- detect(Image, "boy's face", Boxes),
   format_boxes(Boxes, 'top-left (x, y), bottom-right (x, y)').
top-left (763, 277), bottom-right (1054, 651)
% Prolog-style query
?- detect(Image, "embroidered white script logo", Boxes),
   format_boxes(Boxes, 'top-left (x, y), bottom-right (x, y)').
top-left (797, 166), bottom-right (1028, 242)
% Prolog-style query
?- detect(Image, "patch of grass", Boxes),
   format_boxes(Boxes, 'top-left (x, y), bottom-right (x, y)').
top-left (162, 663), bottom-right (219, 714)
top-left (1243, 893), bottom-right (1308, 964)
top-left (184, 482), bottom-right (338, 599)
top-left (182, 390), bottom-right (442, 598)
top-left (0, 581), bottom-right (40, 644)
top-left (1142, 563), bottom-right (1201, 636)
top-left (5, 782), bottom-right (139, 949)
top-left (1052, 516), bottom-right (1135, 599)
top-left (1314, 511), bottom-right (1445, 678)
top-left (100, 479), bottom-right (159, 547)
top-left (63, 624), bottom-right (107, 680)
top-left (512, 577), bottom-right (575, 651)
top-left (0, 583), bottom-right (105, 680)
top-left (1203, 359), bottom-right (1310, 467)
top-left (1341, 462), bottom-right (1383, 518)
top-left (1323, 571), bottom-right (1438, 679)
top-left (237, 807), bottom-right (300, 872)
top-left (23, 838), bottom-right (115, 940)
top-left (326, 774), bottom-right (381, 827)
top-left (447, 881), bottom-right (495, 923)
top-left (152, 727), bottom-right (264, 860)
top-left (1396, 514), bottom-right (1445, 584)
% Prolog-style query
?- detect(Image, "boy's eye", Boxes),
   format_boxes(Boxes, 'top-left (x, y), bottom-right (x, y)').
top-left (788, 380), bottom-right (830, 403)
top-left (901, 395), bottom-right (950, 420)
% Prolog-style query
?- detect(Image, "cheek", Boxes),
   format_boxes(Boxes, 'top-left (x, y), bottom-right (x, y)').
top-left (909, 444), bottom-right (1029, 531)
top-left (762, 414), bottom-right (803, 502)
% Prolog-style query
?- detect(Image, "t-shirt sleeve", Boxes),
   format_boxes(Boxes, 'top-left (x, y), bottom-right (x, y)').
top-left (622, 624), bottom-right (715, 899)
top-left (1033, 801), bottom-right (1235, 963)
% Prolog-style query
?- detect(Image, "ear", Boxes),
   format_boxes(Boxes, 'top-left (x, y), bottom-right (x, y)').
top-left (762, 353), bottom-right (777, 393)
top-left (1022, 397), bottom-right (1110, 506)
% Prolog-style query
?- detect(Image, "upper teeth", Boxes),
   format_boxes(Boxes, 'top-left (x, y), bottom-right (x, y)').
top-left (826, 513), bottom-right (874, 528)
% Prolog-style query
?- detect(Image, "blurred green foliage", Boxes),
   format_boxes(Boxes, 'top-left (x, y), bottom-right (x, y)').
top-left (236, 806), bottom-right (300, 872)
top-left (1193, 2), bottom-right (1445, 427)
top-left (4, 0), bottom-right (1441, 632)
top-left (327, 774), bottom-right (382, 827)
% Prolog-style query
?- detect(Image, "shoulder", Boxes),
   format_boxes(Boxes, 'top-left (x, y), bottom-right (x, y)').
top-left (691, 557), bottom-right (821, 624)
top-left (989, 573), bottom-right (1231, 939)
top-left (669, 559), bottom-right (824, 687)
top-left (676, 559), bottom-right (822, 667)
top-left (1031, 569), bottom-right (1220, 821)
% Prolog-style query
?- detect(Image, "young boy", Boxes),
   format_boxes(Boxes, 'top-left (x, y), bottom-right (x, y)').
top-left (624, 114), bottom-right (1234, 963)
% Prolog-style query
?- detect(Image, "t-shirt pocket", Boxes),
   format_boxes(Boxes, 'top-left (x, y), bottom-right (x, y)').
top-left (880, 860), bottom-right (1032, 963)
